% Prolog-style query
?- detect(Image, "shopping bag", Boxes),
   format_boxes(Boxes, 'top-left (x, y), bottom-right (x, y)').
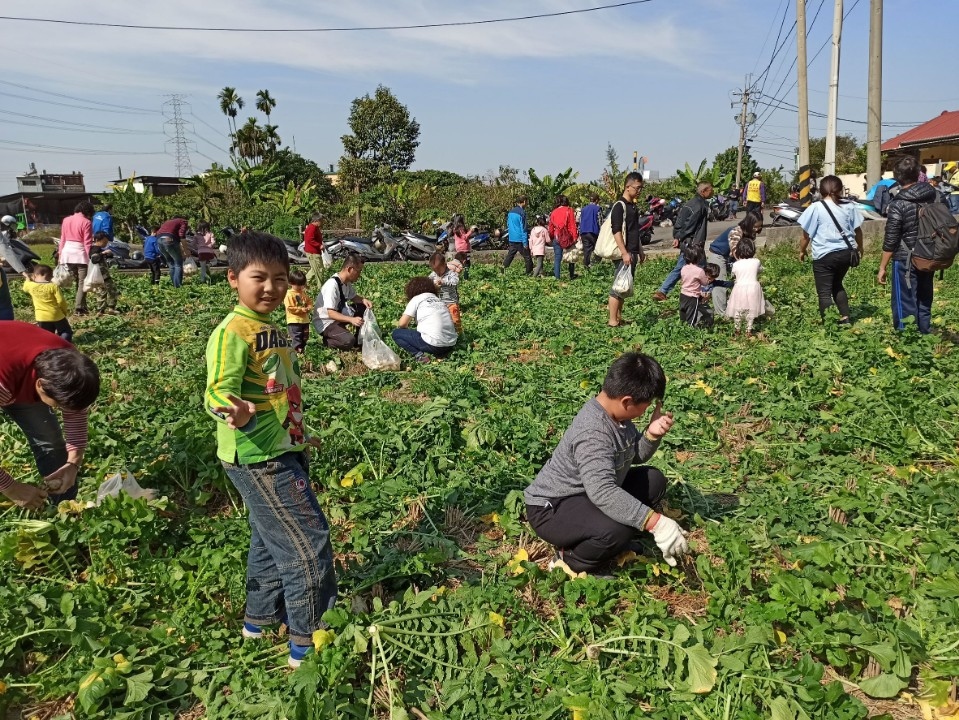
top-left (183, 257), bottom-right (198, 276)
top-left (321, 247), bottom-right (334, 269)
top-left (595, 201), bottom-right (626, 259)
top-left (359, 309), bottom-right (401, 371)
top-left (82, 262), bottom-right (104, 291)
top-left (96, 471), bottom-right (158, 505)
top-left (53, 263), bottom-right (72, 288)
top-left (611, 263), bottom-right (634, 297)
top-left (564, 240), bottom-right (584, 264)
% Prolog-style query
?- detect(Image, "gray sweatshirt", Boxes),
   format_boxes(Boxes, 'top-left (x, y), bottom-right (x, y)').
top-left (524, 398), bottom-right (661, 531)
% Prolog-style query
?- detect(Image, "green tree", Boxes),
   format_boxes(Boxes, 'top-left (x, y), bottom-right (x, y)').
top-left (713, 146), bottom-right (759, 187)
top-left (217, 87), bottom-right (244, 142)
top-left (674, 159), bottom-right (731, 196)
top-left (802, 135), bottom-right (866, 177)
top-left (597, 143), bottom-right (628, 203)
top-left (255, 89), bottom-right (276, 124)
top-left (338, 85), bottom-right (421, 193)
top-left (395, 169), bottom-right (466, 187)
top-left (100, 181), bottom-right (155, 241)
top-left (527, 167), bottom-right (577, 216)
top-left (272, 148), bottom-right (338, 205)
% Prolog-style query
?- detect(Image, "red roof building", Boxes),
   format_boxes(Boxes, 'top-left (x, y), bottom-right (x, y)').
top-left (881, 110), bottom-right (959, 166)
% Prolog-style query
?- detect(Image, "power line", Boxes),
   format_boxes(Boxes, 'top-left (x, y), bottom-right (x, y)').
top-left (0, 107), bottom-right (160, 134)
top-left (755, 96), bottom-right (920, 127)
top-left (750, 0), bottom-right (787, 78)
top-left (189, 130), bottom-right (229, 155)
top-left (0, 78), bottom-right (159, 113)
top-left (0, 117), bottom-right (160, 135)
top-left (0, 89), bottom-right (152, 115)
top-left (0, 1), bottom-right (654, 32)
top-left (0, 139), bottom-right (165, 155)
top-left (751, 4), bottom-right (796, 97)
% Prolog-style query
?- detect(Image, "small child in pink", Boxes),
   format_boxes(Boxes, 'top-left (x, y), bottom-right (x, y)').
top-left (678, 245), bottom-right (712, 328)
top-left (529, 216), bottom-right (549, 277)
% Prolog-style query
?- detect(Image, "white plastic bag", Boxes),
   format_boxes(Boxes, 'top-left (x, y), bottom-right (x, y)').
top-left (359, 309), bottom-right (401, 371)
top-left (82, 262), bottom-right (104, 291)
top-left (321, 246), bottom-right (334, 269)
top-left (564, 241), bottom-right (584, 265)
top-left (611, 263), bottom-right (634, 297)
top-left (96, 471), bottom-right (158, 505)
top-left (53, 263), bottom-right (72, 288)
top-left (183, 257), bottom-right (198, 276)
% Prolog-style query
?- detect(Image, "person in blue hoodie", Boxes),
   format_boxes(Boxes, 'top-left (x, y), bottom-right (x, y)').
top-left (503, 196), bottom-right (532, 275)
top-left (579, 194), bottom-right (602, 268)
top-left (143, 226), bottom-right (163, 285)
top-left (92, 204), bottom-right (114, 242)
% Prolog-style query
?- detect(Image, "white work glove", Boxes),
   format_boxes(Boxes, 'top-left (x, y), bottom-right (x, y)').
top-left (650, 515), bottom-right (689, 567)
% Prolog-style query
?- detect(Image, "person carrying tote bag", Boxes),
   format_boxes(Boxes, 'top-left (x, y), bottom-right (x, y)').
top-left (797, 175), bottom-right (864, 325)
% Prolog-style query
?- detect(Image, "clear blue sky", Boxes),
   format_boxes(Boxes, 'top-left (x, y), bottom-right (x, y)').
top-left (0, 0), bottom-right (956, 195)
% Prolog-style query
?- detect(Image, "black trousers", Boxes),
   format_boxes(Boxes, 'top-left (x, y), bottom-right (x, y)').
top-left (679, 294), bottom-right (713, 328)
top-left (38, 318), bottom-right (74, 342)
top-left (745, 201), bottom-right (762, 215)
top-left (811, 249), bottom-right (852, 320)
top-left (147, 259), bottom-right (162, 285)
top-left (503, 243), bottom-right (533, 275)
top-left (580, 233), bottom-right (598, 267)
top-left (526, 466), bottom-right (667, 573)
top-left (288, 323), bottom-right (310, 353)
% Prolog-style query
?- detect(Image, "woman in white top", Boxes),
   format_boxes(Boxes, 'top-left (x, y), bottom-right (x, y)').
top-left (391, 276), bottom-right (458, 364)
top-left (797, 175), bottom-right (864, 325)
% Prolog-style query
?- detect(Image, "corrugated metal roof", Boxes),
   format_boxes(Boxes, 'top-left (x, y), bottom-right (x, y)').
top-left (882, 110), bottom-right (959, 151)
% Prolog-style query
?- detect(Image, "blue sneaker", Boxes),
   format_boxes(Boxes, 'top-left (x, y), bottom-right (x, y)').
top-left (288, 641), bottom-right (314, 669)
top-left (242, 621), bottom-right (263, 639)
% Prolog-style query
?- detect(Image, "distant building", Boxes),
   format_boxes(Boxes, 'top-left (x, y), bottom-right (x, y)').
top-left (108, 174), bottom-right (187, 197)
top-left (881, 110), bottom-right (959, 168)
top-left (0, 163), bottom-right (92, 227)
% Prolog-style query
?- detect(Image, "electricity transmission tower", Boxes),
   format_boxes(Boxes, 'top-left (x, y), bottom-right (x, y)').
top-left (163, 94), bottom-right (194, 177)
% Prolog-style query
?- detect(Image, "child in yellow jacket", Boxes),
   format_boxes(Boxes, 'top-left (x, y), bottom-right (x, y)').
top-left (284, 269), bottom-right (312, 353)
top-left (22, 264), bottom-right (73, 342)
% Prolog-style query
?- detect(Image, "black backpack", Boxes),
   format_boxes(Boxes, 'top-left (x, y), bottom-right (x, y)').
top-left (909, 200), bottom-right (959, 273)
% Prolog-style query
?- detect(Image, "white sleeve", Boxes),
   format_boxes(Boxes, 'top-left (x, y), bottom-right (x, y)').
top-left (317, 279), bottom-right (338, 319)
top-left (403, 296), bottom-right (420, 318)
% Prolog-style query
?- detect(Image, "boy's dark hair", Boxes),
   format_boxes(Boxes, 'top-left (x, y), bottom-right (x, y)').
top-left (33, 264), bottom-right (53, 279)
top-left (289, 269), bottom-right (307, 285)
top-left (893, 156), bottom-right (920, 185)
top-left (405, 276), bottom-right (437, 300)
top-left (682, 244), bottom-right (705, 264)
top-left (93, 231), bottom-right (109, 242)
top-left (736, 237), bottom-right (756, 259)
top-left (514, 195), bottom-right (528, 206)
top-left (226, 230), bottom-right (290, 274)
top-left (75, 200), bottom-right (94, 218)
top-left (34, 348), bottom-right (100, 410)
top-left (100, 203), bottom-right (113, 213)
top-left (704, 263), bottom-right (721, 279)
top-left (602, 353), bottom-right (666, 403)
top-left (590, 193), bottom-right (600, 203)
top-left (625, 171), bottom-right (644, 186)
top-left (196, 221), bottom-right (211, 234)
top-left (311, 212), bottom-right (324, 223)
top-left (342, 252), bottom-right (365, 271)
top-left (454, 251), bottom-right (468, 263)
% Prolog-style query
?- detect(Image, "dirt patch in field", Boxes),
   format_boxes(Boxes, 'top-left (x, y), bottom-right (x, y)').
top-left (647, 585), bottom-right (709, 620)
top-left (381, 379), bottom-right (429, 404)
top-left (18, 695), bottom-right (76, 720)
top-left (509, 342), bottom-right (553, 364)
top-left (717, 413), bottom-right (771, 460)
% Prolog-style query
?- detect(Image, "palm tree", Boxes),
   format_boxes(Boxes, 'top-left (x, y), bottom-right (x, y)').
top-left (255, 89), bottom-right (276, 124)
top-left (234, 117), bottom-right (265, 163)
top-left (217, 87), bottom-right (245, 141)
top-left (263, 124), bottom-right (281, 158)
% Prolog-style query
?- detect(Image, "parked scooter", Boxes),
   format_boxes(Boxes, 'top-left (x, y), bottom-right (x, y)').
top-left (769, 199), bottom-right (804, 227)
top-left (708, 194), bottom-right (731, 222)
top-left (337, 226), bottom-right (402, 262)
top-left (657, 197), bottom-right (683, 227)
top-left (399, 229), bottom-right (442, 260)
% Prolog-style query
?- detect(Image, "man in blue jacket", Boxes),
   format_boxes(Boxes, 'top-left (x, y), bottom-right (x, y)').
top-left (503, 196), bottom-right (532, 275)
top-left (92, 204), bottom-right (114, 242)
top-left (579, 194), bottom-right (601, 268)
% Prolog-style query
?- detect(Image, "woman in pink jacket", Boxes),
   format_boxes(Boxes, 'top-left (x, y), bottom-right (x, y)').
top-left (58, 201), bottom-right (95, 315)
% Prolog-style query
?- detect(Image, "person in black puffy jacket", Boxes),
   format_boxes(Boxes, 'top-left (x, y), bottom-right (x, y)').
top-left (878, 156), bottom-right (945, 334)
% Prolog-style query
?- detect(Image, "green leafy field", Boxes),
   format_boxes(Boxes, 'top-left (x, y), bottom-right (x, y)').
top-left (3, 250), bottom-right (959, 719)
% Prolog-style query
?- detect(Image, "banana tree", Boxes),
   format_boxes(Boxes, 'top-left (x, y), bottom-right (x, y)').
top-left (675, 160), bottom-right (731, 197)
top-left (527, 167), bottom-right (577, 215)
top-left (102, 180), bottom-right (155, 241)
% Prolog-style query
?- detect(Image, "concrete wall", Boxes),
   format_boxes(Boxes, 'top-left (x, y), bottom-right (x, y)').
top-left (760, 219), bottom-right (888, 251)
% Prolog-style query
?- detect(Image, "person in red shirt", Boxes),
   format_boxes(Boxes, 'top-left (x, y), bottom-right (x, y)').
top-left (548, 194), bottom-right (579, 280)
top-left (303, 213), bottom-right (326, 286)
top-left (0, 321), bottom-right (100, 509)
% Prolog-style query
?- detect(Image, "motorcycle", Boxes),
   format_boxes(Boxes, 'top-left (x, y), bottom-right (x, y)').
top-left (769, 199), bottom-right (804, 227)
top-left (1, 236), bottom-right (40, 273)
top-left (336, 226), bottom-right (403, 262)
top-left (708, 194), bottom-right (731, 222)
top-left (399, 229), bottom-right (441, 260)
top-left (657, 197), bottom-right (683, 227)
top-left (223, 227), bottom-right (307, 264)
top-left (637, 212), bottom-right (655, 246)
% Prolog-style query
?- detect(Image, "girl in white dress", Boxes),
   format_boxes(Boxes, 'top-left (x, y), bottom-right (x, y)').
top-left (725, 237), bottom-right (773, 332)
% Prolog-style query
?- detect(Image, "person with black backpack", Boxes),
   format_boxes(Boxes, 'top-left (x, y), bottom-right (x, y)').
top-left (878, 156), bottom-right (959, 334)
top-left (313, 253), bottom-right (373, 350)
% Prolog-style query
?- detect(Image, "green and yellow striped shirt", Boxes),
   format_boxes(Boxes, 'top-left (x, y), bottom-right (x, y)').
top-left (205, 306), bottom-right (308, 464)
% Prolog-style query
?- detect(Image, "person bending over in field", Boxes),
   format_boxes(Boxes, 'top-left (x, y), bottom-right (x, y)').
top-left (312, 252), bottom-right (372, 351)
top-left (205, 231), bottom-right (336, 669)
top-left (0, 321), bottom-right (100, 509)
top-left (391, 277), bottom-right (459, 364)
top-left (524, 352), bottom-right (689, 577)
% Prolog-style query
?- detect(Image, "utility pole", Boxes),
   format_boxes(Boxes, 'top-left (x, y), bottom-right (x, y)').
top-left (865, 0), bottom-right (883, 186)
top-left (163, 94), bottom-right (194, 177)
top-left (824, 0), bottom-right (843, 176)
top-left (796, 0), bottom-right (812, 206)
top-left (732, 76), bottom-right (757, 190)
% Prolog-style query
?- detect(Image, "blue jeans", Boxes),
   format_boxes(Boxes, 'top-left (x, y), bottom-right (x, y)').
top-left (158, 235), bottom-right (183, 288)
top-left (553, 243), bottom-right (563, 278)
top-left (949, 194), bottom-right (959, 214)
top-left (2, 403), bottom-right (75, 503)
top-left (391, 328), bottom-right (454, 358)
top-left (890, 260), bottom-right (933, 334)
top-left (658, 254), bottom-right (687, 295)
top-left (0, 267), bottom-right (13, 320)
top-left (222, 451), bottom-right (337, 645)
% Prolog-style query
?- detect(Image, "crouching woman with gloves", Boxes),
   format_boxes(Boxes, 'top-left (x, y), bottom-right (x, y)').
top-left (523, 352), bottom-right (689, 577)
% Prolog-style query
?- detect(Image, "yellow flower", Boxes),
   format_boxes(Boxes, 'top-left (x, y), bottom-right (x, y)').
top-left (869, 367), bottom-right (878, 375)
top-left (480, 512), bottom-right (500, 525)
top-left (431, 586), bottom-right (447, 601)
top-left (885, 346), bottom-right (903, 360)
top-left (745, 377), bottom-right (759, 385)
top-left (693, 379), bottom-right (714, 396)
top-left (506, 548), bottom-right (528, 575)
top-left (908, 465), bottom-right (920, 474)
top-left (340, 463), bottom-right (367, 488)
top-left (312, 628), bottom-right (335, 651)
top-left (0, 680), bottom-right (6, 695)
top-left (579, 380), bottom-right (591, 389)
top-left (488, 611), bottom-right (505, 628)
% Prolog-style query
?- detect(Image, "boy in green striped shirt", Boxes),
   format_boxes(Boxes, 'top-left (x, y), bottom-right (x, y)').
top-left (205, 231), bottom-right (336, 668)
